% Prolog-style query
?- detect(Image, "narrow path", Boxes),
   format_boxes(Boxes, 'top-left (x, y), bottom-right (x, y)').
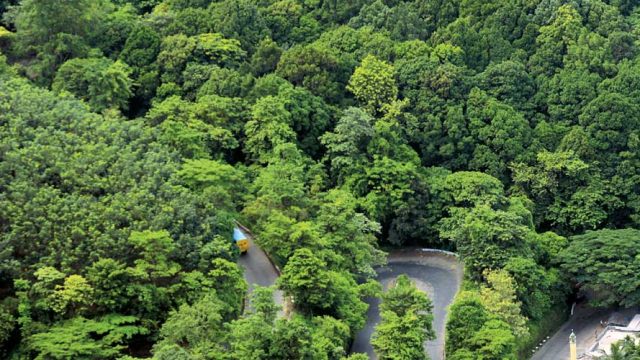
top-left (351, 249), bottom-right (463, 360)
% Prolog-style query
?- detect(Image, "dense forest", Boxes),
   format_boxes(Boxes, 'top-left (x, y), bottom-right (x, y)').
top-left (1, 0), bottom-right (640, 359)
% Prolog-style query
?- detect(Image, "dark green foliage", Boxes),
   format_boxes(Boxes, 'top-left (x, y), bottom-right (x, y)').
top-left (561, 229), bottom-right (640, 307)
top-left (52, 57), bottom-right (133, 112)
top-left (3, 0), bottom-right (640, 357)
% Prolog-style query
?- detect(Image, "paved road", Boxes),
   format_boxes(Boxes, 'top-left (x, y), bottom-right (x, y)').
top-left (531, 305), bottom-right (638, 360)
top-left (237, 234), bottom-right (284, 310)
top-left (351, 249), bottom-right (463, 360)
top-left (237, 236), bottom-right (462, 359)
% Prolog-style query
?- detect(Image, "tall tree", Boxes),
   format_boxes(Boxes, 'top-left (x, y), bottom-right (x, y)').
top-left (372, 275), bottom-right (435, 360)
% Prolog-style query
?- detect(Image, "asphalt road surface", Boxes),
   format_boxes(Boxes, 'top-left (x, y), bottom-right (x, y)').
top-left (237, 236), bottom-right (462, 360)
top-left (237, 234), bottom-right (284, 310)
top-left (351, 249), bottom-right (463, 360)
top-left (531, 305), bottom-right (638, 360)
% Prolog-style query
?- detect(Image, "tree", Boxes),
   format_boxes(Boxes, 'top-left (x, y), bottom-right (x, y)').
top-left (12, 0), bottom-right (107, 48)
top-left (52, 57), bottom-right (133, 112)
top-left (269, 316), bottom-right (315, 359)
top-left (478, 60), bottom-right (535, 116)
top-left (446, 289), bottom-right (519, 360)
top-left (439, 199), bottom-right (534, 280)
top-left (153, 292), bottom-right (229, 357)
top-left (466, 88), bottom-right (533, 180)
top-left (226, 286), bottom-right (279, 360)
top-left (504, 257), bottom-right (565, 320)
top-left (320, 107), bottom-right (375, 184)
top-left (446, 291), bottom-right (488, 354)
top-left (227, 314), bottom-right (274, 360)
top-left (0, 305), bottom-right (14, 349)
top-left (315, 189), bottom-right (385, 279)
top-left (529, 4), bottom-right (584, 77)
top-left (561, 229), bottom-right (640, 308)
top-left (599, 336), bottom-right (640, 359)
top-left (145, 95), bottom-right (238, 158)
top-left (177, 159), bottom-right (247, 211)
top-left (277, 248), bottom-right (333, 312)
top-left (250, 37), bottom-right (283, 76)
top-left (579, 92), bottom-right (640, 161)
top-left (276, 43), bottom-right (348, 102)
top-left (26, 315), bottom-right (147, 359)
top-left (347, 54), bottom-right (398, 114)
top-left (244, 96), bottom-right (296, 163)
top-left (372, 275), bottom-right (435, 360)
top-left (119, 24), bottom-right (161, 110)
top-left (9, 0), bottom-right (109, 83)
top-left (208, 0), bottom-right (269, 53)
top-left (480, 269), bottom-right (528, 338)
top-left (468, 319), bottom-right (517, 360)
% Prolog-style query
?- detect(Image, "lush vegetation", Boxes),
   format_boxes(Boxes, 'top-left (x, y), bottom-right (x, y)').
top-left (1, 0), bottom-right (640, 359)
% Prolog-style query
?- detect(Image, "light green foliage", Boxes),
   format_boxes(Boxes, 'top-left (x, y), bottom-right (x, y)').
top-left (278, 248), bottom-right (333, 312)
top-left (227, 314), bottom-right (274, 360)
top-left (269, 316), bottom-right (315, 359)
top-left (146, 95), bottom-right (239, 158)
top-left (310, 316), bottom-right (351, 359)
top-left (129, 230), bottom-right (180, 278)
top-left (468, 319), bottom-right (517, 360)
top-left (347, 55), bottom-right (398, 114)
top-left (50, 275), bottom-right (94, 315)
top-left (27, 315), bottom-right (148, 359)
top-left (315, 189), bottom-right (385, 278)
top-left (177, 159), bottom-right (247, 211)
top-left (250, 286), bottom-right (280, 323)
top-left (480, 269), bottom-right (528, 338)
top-left (372, 275), bottom-right (435, 360)
top-left (192, 33), bottom-right (246, 66)
top-left (446, 289), bottom-right (519, 360)
top-left (226, 286), bottom-right (278, 359)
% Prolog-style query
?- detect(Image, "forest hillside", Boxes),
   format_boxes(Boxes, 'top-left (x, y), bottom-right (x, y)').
top-left (1, 0), bottom-right (640, 359)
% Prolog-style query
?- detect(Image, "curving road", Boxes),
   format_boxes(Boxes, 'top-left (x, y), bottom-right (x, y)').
top-left (237, 231), bottom-right (284, 310)
top-left (237, 231), bottom-right (462, 360)
top-left (351, 249), bottom-right (463, 360)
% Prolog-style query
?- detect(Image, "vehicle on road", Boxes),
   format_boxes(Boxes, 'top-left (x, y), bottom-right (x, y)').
top-left (234, 227), bottom-right (250, 253)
